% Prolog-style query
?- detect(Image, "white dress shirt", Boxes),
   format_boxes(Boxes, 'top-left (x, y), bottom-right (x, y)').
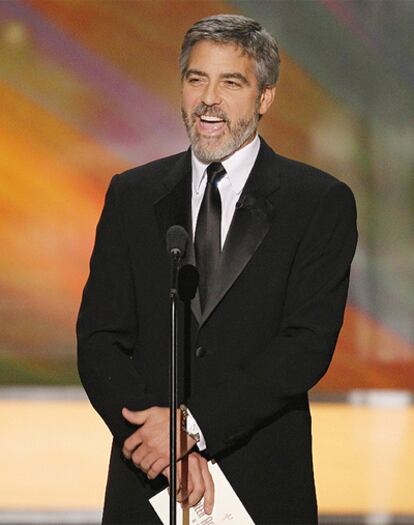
top-left (187, 135), bottom-right (261, 450)
top-left (191, 134), bottom-right (261, 246)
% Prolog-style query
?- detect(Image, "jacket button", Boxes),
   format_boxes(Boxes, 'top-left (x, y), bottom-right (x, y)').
top-left (195, 346), bottom-right (206, 358)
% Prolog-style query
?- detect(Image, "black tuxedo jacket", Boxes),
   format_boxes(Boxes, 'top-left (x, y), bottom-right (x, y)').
top-left (77, 138), bottom-right (357, 524)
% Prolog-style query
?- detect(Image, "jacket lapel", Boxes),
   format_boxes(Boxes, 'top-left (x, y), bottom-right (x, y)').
top-left (153, 150), bottom-right (192, 248)
top-left (153, 149), bottom-right (202, 324)
top-left (200, 138), bottom-right (281, 326)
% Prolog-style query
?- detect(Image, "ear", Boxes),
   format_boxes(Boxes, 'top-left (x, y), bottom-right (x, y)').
top-left (258, 86), bottom-right (276, 116)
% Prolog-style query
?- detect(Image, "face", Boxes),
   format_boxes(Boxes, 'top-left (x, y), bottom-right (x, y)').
top-left (181, 40), bottom-right (275, 163)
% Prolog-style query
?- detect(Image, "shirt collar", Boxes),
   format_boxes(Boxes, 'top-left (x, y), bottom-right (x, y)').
top-left (192, 134), bottom-right (260, 195)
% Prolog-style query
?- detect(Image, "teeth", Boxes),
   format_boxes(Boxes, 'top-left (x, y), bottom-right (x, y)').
top-left (200, 115), bottom-right (223, 122)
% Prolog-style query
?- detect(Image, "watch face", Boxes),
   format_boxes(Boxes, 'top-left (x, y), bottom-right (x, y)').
top-left (190, 432), bottom-right (201, 443)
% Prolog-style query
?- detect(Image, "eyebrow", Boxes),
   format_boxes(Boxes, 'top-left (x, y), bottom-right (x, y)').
top-left (185, 69), bottom-right (207, 78)
top-left (185, 69), bottom-right (250, 86)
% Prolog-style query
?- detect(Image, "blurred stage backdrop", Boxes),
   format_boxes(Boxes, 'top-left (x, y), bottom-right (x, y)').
top-left (0, 1), bottom-right (413, 524)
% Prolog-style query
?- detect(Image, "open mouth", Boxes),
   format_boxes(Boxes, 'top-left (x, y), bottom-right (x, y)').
top-left (197, 114), bottom-right (227, 134)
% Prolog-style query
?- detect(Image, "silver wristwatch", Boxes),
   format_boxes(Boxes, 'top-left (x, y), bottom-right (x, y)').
top-left (179, 404), bottom-right (200, 443)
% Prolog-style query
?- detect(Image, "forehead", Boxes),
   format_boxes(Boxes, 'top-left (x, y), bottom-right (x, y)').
top-left (187, 40), bottom-right (257, 78)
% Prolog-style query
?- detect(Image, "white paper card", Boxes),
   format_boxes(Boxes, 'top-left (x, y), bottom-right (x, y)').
top-left (149, 461), bottom-right (255, 524)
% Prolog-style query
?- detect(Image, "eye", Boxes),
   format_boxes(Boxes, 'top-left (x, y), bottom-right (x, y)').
top-left (187, 76), bottom-right (203, 85)
top-left (225, 80), bottom-right (241, 88)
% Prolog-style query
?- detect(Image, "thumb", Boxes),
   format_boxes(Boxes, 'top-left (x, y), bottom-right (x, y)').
top-left (162, 466), bottom-right (170, 484)
top-left (122, 407), bottom-right (148, 425)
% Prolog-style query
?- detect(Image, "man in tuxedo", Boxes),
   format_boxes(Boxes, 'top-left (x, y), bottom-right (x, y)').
top-left (77, 14), bottom-right (357, 525)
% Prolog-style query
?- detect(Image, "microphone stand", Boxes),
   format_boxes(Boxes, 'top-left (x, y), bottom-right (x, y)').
top-left (166, 226), bottom-right (194, 525)
top-left (169, 248), bottom-right (180, 525)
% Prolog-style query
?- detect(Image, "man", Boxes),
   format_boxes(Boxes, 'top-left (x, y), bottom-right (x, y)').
top-left (77, 14), bottom-right (357, 525)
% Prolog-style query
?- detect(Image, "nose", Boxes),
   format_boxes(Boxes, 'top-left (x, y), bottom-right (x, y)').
top-left (201, 81), bottom-right (221, 106)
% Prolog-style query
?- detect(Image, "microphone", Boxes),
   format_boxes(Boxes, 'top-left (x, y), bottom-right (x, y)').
top-left (166, 225), bottom-right (188, 259)
top-left (178, 264), bottom-right (199, 302)
top-left (166, 225), bottom-right (188, 296)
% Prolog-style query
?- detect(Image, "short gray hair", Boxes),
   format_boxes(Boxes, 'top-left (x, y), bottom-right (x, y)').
top-left (180, 14), bottom-right (280, 91)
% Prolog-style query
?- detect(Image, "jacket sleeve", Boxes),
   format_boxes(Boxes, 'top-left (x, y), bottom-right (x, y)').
top-left (77, 175), bottom-right (155, 446)
top-left (187, 180), bottom-right (358, 457)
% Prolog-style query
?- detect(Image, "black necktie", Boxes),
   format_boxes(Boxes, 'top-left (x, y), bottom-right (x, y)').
top-left (195, 162), bottom-right (226, 311)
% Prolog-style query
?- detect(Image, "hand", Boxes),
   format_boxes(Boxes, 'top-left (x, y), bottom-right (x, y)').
top-left (163, 452), bottom-right (214, 515)
top-left (121, 406), bottom-right (197, 479)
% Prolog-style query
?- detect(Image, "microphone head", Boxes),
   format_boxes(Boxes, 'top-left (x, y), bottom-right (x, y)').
top-left (166, 225), bottom-right (188, 257)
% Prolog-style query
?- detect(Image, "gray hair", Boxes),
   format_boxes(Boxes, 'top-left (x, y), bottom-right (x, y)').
top-left (179, 14), bottom-right (280, 91)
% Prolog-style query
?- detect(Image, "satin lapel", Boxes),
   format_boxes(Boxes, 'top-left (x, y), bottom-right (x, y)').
top-left (153, 150), bottom-right (192, 249)
top-left (200, 138), bottom-right (281, 326)
top-left (153, 149), bottom-right (202, 324)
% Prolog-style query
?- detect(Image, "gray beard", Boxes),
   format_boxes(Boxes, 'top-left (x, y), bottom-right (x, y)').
top-left (181, 108), bottom-right (260, 163)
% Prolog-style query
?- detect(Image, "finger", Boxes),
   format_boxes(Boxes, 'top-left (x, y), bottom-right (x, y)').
top-left (147, 457), bottom-right (169, 480)
top-left (175, 476), bottom-right (187, 503)
top-left (131, 445), bottom-right (149, 469)
top-left (176, 486), bottom-right (184, 503)
top-left (162, 466), bottom-right (170, 484)
top-left (178, 455), bottom-right (190, 502)
top-left (200, 458), bottom-right (214, 515)
top-left (186, 455), bottom-right (205, 508)
top-left (140, 453), bottom-right (158, 474)
top-left (122, 407), bottom-right (148, 425)
top-left (162, 463), bottom-right (187, 502)
top-left (122, 432), bottom-right (142, 460)
top-left (173, 465), bottom-right (186, 498)
top-left (174, 462), bottom-right (192, 503)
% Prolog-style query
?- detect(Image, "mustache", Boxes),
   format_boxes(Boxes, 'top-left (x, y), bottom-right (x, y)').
top-left (191, 103), bottom-right (229, 123)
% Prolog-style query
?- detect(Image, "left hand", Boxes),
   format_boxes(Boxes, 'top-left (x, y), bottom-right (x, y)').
top-left (121, 406), bottom-right (197, 479)
top-left (163, 452), bottom-right (214, 515)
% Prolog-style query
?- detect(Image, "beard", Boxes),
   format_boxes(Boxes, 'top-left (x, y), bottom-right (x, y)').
top-left (181, 101), bottom-right (260, 163)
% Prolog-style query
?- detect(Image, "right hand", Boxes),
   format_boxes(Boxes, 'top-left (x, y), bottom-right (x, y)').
top-left (162, 452), bottom-right (214, 515)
